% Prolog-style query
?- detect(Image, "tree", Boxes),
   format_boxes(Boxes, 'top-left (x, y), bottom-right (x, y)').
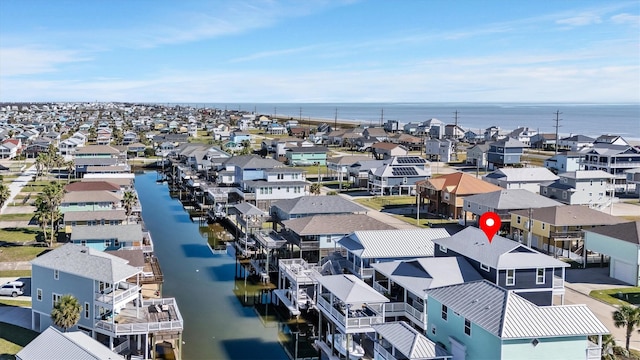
top-left (239, 140), bottom-right (252, 155)
top-left (122, 190), bottom-right (138, 223)
top-left (613, 304), bottom-right (640, 351)
top-left (309, 183), bottom-right (321, 196)
top-left (51, 294), bottom-right (81, 332)
top-left (0, 183), bottom-right (9, 208)
top-left (35, 181), bottom-right (64, 246)
top-left (601, 334), bottom-right (616, 360)
top-left (64, 161), bottom-right (75, 183)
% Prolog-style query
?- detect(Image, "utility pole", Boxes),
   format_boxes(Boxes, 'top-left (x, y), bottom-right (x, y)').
top-left (334, 108), bottom-right (338, 131)
top-left (553, 110), bottom-right (562, 155)
top-left (380, 108), bottom-right (384, 127)
top-left (452, 110), bottom-right (460, 162)
top-left (527, 207), bottom-right (533, 247)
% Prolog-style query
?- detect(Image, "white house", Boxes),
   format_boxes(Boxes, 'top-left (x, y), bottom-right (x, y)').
top-left (483, 167), bottom-right (558, 193)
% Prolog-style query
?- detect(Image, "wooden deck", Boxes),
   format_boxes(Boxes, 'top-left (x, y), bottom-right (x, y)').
top-left (115, 303), bottom-right (179, 325)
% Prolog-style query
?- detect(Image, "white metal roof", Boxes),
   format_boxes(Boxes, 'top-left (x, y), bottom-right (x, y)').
top-left (338, 228), bottom-right (450, 259)
top-left (16, 327), bottom-right (123, 360)
top-left (372, 322), bottom-right (451, 359)
top-left (316, 274), bottom-right (389, 304)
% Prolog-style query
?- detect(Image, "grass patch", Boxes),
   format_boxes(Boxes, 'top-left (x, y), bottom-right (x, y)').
top-left (589, 287), bottom-right (640, 306)
top-left (0, 321), bottom-right (38, 357)
top-left (0, 214), bottom-right (34, 222)
top-left (0, 228), bottom-right (40, 243)
top-left (0, 299), bottom-right (31, 307)
top-left (0, 270), bottom-right (31, 278)
top-left (354, 196), bottom-right (416, 211)
top-left (0, 246), bottom-right (49, 262)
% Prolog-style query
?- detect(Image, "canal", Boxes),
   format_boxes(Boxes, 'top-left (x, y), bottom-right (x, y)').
top-left (135, 172), bottom-right (289, 360)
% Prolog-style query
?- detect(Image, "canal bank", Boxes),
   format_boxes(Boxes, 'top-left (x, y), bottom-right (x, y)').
top-left (135, 172), bottom-right (289, 360)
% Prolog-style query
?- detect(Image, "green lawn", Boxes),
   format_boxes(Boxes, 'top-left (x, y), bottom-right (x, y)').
top-left (0, 246), bottom-right (49, 262)
top-left (589, 287), bottom-right (640, 306)
top-left (0, 214), bottom-right (34, 222)
top-left (0, 321), bottom-right (38, 358)
top-left (0, 270), bottom-right (31, 278)
top-left (0, 228), bottom-right (40, 243)
top-left (353, 196), bottom-right (416, 211)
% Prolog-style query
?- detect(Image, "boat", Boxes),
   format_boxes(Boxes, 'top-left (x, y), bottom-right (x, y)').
top-left (326, 333), bottom-right (365, 360)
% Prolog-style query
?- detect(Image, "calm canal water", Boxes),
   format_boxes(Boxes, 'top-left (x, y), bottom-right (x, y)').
top-left (135, 172), bottom-right (288, 360)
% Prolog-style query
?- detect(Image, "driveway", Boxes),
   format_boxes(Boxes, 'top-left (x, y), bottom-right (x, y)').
top-left (563, 267), bottom-right (639, 350)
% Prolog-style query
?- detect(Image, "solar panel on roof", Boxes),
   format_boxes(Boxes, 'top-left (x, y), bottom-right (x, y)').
top-left (392, 167), bottom-right (419, 176)
top-left (396, 156), bottom-right (426, 164)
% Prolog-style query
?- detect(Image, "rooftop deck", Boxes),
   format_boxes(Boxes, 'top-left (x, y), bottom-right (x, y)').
top-left (95, 298), bottom-right (183, 336)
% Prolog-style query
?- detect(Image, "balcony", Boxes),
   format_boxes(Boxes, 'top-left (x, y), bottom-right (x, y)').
top-left (550, 231), bottom-right (583, 241)
top-left (316, 294), bottom-right (384, 332)
top-left (374, 341), bottom-right (398, 360)
top-left (279, 258), bottom-right (321, 286)
top-left (586, 341), bottom-right (601, 360)
top-left (95, 298), bottom-right (184, 337)
top-left (383, 302), bottom-right (426, 329)
top-left (95, 282), bottom-right (139, 308)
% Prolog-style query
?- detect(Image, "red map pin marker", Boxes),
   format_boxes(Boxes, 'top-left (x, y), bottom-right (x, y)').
top-left (479, 212), bottom-right (501, 244)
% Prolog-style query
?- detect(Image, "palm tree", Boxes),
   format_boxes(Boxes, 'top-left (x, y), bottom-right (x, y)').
top-left (64, 161), bottom-right (75, 183)
top-left (613, 304), bottom-right (640, 351)
top-left (35, 182), bottom-right (65, 246)
top-left (309, 183), bottom-right (321, 196)
top-left (122, 190), bottom-right (138, 223)
top-left (34, 202), bottom-right (51, 245)
top-left (0, 183), bottom-right (9, 208)
top-left (51, 294), bottom-right (81, 332)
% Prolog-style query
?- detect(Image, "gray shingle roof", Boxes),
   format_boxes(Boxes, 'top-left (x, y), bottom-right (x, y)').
top-left (64, 209), bottom-right (127, 223)
top-left (272, 196), bottom-right (367, 216)
top-left (62, 190), bottom-right (121, 204)
top-left (282, 214), bottom-right (394, 235)
top-left (224, 154), bottom-right (283, 169)
top-left (431, 227), bottom-right (568, 269)
top-left (584, 221), bottom-right (640, 245)
top-left (31, 243), bottom-right (140, 283)
top-left (510, 205), bottom-right (624, 227)
top-left (464, 189), bottom-right (562, 210)
top-left (70, 224), bottom-right (143, 242)
top-left (426, 280), bottom-right (609, 339)
top-left (484, 167), bottom-right (558, 182)
top-left (372, 322), bottom-right (451, 359)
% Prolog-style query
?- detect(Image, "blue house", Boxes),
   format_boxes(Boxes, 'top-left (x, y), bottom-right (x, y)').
top-left (230, 130), bottom-right (252, 145)
top-left (487, 137), bottom-right (529, 169)
top-left (432, 227), bottom-right (568, 306)
top-left (425, 280), bottom-right (608, 360)
top-left (69, 224), bottom-right (153, 253)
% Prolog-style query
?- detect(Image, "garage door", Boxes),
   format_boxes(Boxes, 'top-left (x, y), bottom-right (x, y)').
top-left (613, 259), bottom-right (637, 285)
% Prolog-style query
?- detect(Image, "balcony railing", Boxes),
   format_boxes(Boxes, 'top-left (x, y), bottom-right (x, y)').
top-left (95, 298), bottom-right (184, 337)
top-left (374, 342), bottom-right (397, 360)
top-left (550, 231), bottom-right (583, 240)
top-left (95, 283), bottom-right (139, 307)
top-left (383, 302), bottom-right (426, 328)
top-left (582, 160), bottom-right (640, 168)
top-left (113, 338), bottom-right (130, 354)
top-left (553, 276), bottom-right (564, 290)
top-left (586, 342), bottom-right (601, 360)
top-left (316, 295), bottom-right (384, 331)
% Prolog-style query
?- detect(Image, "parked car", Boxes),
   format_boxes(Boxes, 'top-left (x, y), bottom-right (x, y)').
top-left (0, 281), bottom-right (25, 297)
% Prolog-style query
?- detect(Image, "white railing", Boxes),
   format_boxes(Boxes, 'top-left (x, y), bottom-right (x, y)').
top-left (95, 319), bottom-right (184, 336)
top-left (316, 296), bottom-right (345, 327)
top-left (383, 302), bottom-right (426, 328)
top-left (95, 284), bottom-right (139, 307)
top-left (374, 342), bottom-right (397, 360)
top-left (113, 339), bottom-right (130, 354)
top-left (372, 281), bottom-right (387, 294)
top-left (383, 302), bottom-right (405, 316)
top-left (553, 276), bottom-right (564, 290)
top-left (345, 314), bottom-right (384, 329)
top-left (586, 342), bottom-right (601, 360)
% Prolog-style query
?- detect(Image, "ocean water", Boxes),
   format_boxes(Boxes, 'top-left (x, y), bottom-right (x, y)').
top-left (202, 103), bottom-right (640, 141)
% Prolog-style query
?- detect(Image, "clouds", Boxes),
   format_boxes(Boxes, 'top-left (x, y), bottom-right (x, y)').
top-left (0, 47), bottom-right (91, 76)
top-left (556, 13), bottom-right (603, 27)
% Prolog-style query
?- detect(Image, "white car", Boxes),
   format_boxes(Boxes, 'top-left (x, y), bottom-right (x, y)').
top-left (0, 281), bottom-right (25, 297)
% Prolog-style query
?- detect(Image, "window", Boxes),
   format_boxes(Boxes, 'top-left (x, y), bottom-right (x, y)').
top-left (81, 240), bottom-right (86, 246)
top-left (431, 325), bottom-right (436, 335)
top-left (277, 173), bottom-right (284, 180)
top-left (114, 239), bottom-right (120, 247)
top-left (84, 302), bottom-right (90, 318)
top-left (464, 318), bottom-right (472, 336)
top-left (562, 191), bottom-right (567, 199)
top-left (441, 304), bottom-right (448, 321)
top-left (439, 244), bottom-right (447, 253)
top-left (54, 269), bottom-right (59, 280)
top-left (536, 268), bottom-right (545, 284)
top-left (52, 293), bottom-right (61, 306)
top-left (516, 216), bottom-right (521, 224)
top-left (506, 269), bottom-right (515, 286)
top-left (542, 223), bottom-right (545, 230)
top-left (104, 239), bottom-right (111, 247)
top-left (37, 288), bottom-right (42, 301)
top-left (480, 263), bottom-right (490, 272)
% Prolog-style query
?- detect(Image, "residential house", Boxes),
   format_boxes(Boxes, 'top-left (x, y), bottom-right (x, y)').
top-left (433, 227), bottom-right (569, 305)
top-left (285, 146), bottom-right (329, 166)
top-left (368, 156), bottom-right (431, 196)
top-left (266, 122), bottom-right (287, 135)
top-left (558, 134), bottom-right (595, 151)
top-left (463, 129), bottom-right (484, 144)
top-left (425, 280), bottom-right (608, 360)
top-left (465, 143), bottom-right (489, 169)
top-left (425, 139), bottom-right (455, 163)
top-left (416, 172), bottom-right (502, 219)
top-left (422, 119), bottom-right (445, 139)
top-left (371, 257), bottom-right (483, 331)
top-left (403, 122), bottom-right (420, 135)
top-left (580, 142), bottom-right (640, 191)
top-left (584, 221), bottom-right (640, 286)
top-left (229, 130), bottom-right (252, 147)
top-left (483, 167), bottom-right (558, 193)
top-left (383, 120), bottom-right (402, 133)
top-left (0, 140), bottom-right (18, 159)
top-left (371, 142), bottom-right (408, 160)
top-left (539, 170), bottom-right (615, 207)
top-left (96, 128), bottom-right (112, 145)
top-left (69, 224), bottom-right (153, 253)
top-left (16, 326), bottom-right (124, 360)
top-left (282, 213), bottom-right (394, 263)
top-left (271, 195), bottom-right (367, 224)
top-left (509, 205), bottom-right (624, 262)
top-left (362, 127), bottom-right (389, 142)
top-left (530, 133), bottom-right (557, 150)
top-left (595, 134), bottom-right (629, 146)
top-left (389, 133), bottom-right (424, 151)
top-left (326, 156), bottom-right (371, 184)
top-left (337, 228), bottom-right (451, 279)
top-left (74, 145), bottom-right (127, 177)
top-left (487, 138), bottom-right (529, 169)
top-left (507, 127), bottom-right (537, 146)
top-left (444, 124), bottom-right (465, 140)
top-left (63, 210), bottom-right (127, 230)
top-left (483, 126), bottom-right (508, 142)
top-left (60, 190), bottom-right (122, 214)
top-left (372, 322), bottom-right (451, 360)
top-left (241, 167), bottom-right (308, 210)
top-left (30, 244), bottom-right (184, 359)
top-left (626, 168), bottom-right (640, 196)
top-left (462, 189), bottom-right (562, 231)
top-left (544, 152), bottom-right (584, 173)
top-left (348, 159), bottom-right (387, 188)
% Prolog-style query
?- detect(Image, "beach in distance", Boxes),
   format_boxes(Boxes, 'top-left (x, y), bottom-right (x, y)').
top-left (196, 102), bottom-right (640, 141)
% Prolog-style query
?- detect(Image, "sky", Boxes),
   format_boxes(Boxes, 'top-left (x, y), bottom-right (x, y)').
top-left (0, 0), bottom-right (639, 103)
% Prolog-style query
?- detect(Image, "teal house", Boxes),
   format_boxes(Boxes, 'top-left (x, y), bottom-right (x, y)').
top-left (584, 221), bottom-right (640, 286)
top-left (425, 280), bottom-right (608, 360)
top-left (69, 224), bottom-right (153, 253)
top-left (285, 146), bottom-right (328, 166)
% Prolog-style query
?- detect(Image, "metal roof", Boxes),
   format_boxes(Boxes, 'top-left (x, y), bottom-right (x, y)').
top-left (372, 322), bottom-right (451, 359)
top-left (338, 228), bottom-right (450, 259)
top-left (31, 243), bottom-right (140, 283)
top-left (426, 280), bottom-right (609, 339)
top-left (371, 257), bottom-right (484, 297)
top-left (316, 274), bottom-right (389, 304)
top-left (16, 327), bottom-right (123, 360)
top-left (483, 167), bottom-right (558, 183)
top-left (431, 227), bottom-right (568, 269)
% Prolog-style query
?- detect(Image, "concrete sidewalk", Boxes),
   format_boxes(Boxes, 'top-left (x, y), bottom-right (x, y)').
top-left (1, 164), bottom-right (37, 215)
